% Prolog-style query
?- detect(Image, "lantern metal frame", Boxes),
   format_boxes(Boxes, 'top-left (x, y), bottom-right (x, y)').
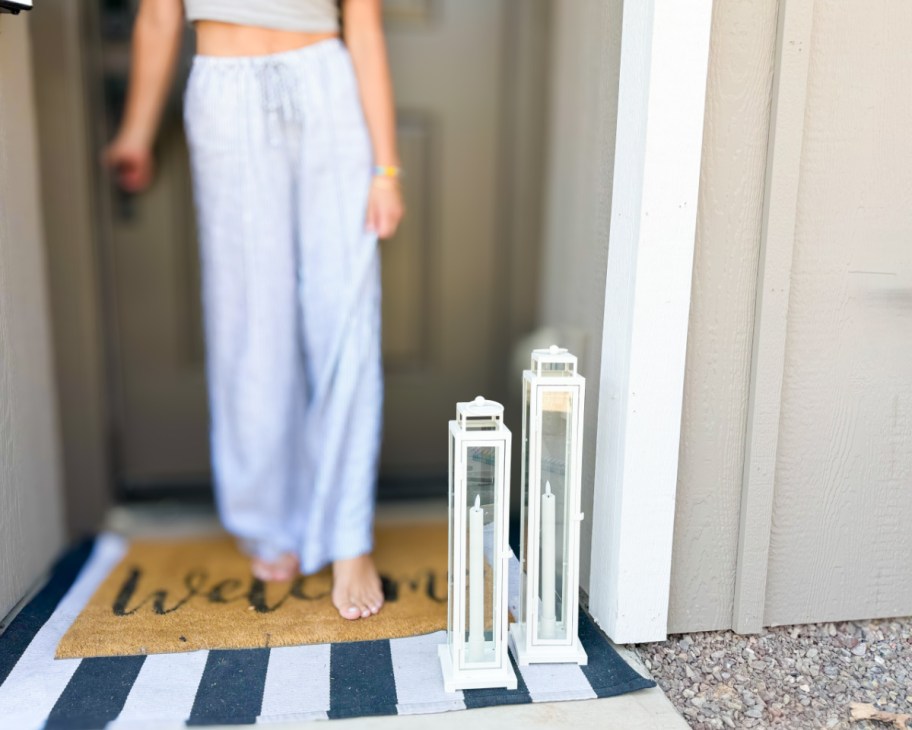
top-left (509, 346), bottom-right (588, 666)
top-left (438, 396), bottom-right (518, 692)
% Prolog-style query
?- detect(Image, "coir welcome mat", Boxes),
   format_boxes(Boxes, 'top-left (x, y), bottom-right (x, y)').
top-left (0, 535), bottom-right (654, 729)
top-left (57, 525), bottom-right (448, 659)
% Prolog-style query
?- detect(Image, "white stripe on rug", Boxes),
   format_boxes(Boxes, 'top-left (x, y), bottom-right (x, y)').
top-left (0, 533), bottom-right (127, 730)
top-left (518, 662), bottom-right (597, 703)
top-left (389, 631), bottom-right (465, 715)
top-left (107, 649), bottom-right (210, 729)
top-left (257, 643), bottom-right (331, 723)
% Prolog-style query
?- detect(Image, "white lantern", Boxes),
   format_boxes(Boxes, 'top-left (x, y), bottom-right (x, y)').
top-left (438, 396), bottom-right (518, 691)
top-left (509, 346), bottom-right (588, 665)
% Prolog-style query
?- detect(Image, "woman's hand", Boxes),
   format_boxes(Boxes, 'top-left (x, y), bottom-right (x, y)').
top-left (102, 0), bottom-right (184, 193)
top-left (104, 133), bottom-right (155, 193)
top-left (366, 178), bottom-right (405, 239)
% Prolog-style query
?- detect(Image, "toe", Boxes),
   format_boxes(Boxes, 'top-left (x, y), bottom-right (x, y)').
top-left (339, 604), bottom-right (362, 621)
top-left (352, 596), bottom-right (370, 618)
top-left (368, 591), bottom-right (383, 614)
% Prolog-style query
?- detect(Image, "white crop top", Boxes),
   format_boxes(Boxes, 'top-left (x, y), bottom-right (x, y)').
top-left (184, 0), bottom-right (340, 33)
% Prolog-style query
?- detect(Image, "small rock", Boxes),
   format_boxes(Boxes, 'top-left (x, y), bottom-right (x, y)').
top-left (852, 642), bottom-right (867, 656)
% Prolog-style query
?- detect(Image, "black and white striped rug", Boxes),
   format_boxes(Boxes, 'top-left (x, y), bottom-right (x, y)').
top-left (0, 535), bottom-right (654, 729)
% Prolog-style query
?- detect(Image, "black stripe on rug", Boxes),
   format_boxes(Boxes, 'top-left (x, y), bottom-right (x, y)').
top-left (578, 609), bottom-right (655, 697)
top-left (0, 537), bottom-right (95, 686)
top-left (44, 655), bottom-right (146, 730)
top-left (328, 639), bottom-right (398, 719)
top-left (187, 648), bottom-right (271, 726)
top-left (462, 652), bottom-right (532, 709)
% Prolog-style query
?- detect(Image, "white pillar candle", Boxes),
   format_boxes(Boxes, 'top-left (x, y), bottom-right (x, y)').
top-left (540, 481), bottom-right (556, 638)
top-left (468, 493), bottom-right (485, 661)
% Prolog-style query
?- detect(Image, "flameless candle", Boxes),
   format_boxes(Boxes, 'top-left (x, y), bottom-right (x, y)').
top-left (468, 493), bottom-right (485, 661)
top-left (540, 480), bottom-right (556, 637)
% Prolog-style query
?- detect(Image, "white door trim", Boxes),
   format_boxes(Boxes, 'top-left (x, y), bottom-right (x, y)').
top-left (587, 0), bottom-right (714, 644)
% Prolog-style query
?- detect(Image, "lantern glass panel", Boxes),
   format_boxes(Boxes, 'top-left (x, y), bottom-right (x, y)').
top-left (462, 443), bottom-right (502, 668)
top-left (536, 388), bottom-right (575, 643)
top-left (519, 378), bottom-right (532, 633)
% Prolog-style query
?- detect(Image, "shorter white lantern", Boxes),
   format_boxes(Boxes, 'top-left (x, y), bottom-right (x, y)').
top-left (439, 396), bottom-right (518, 691)
top-left (510, 346), bottom-right (588, 665)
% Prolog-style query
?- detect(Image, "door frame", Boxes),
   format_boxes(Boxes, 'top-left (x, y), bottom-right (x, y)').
top-left (587, 0), bottom-right (714, 644)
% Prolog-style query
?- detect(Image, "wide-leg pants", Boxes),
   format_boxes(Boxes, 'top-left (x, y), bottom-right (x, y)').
top-left (183, 38), bottom-right (383, 575)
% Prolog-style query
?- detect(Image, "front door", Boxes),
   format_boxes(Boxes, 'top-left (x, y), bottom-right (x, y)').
top-left (95, 0), bottom-right (511, 494)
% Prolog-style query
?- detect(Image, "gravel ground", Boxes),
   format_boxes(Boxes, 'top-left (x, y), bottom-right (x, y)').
top-left (635, 617), bottom-right (912, 729)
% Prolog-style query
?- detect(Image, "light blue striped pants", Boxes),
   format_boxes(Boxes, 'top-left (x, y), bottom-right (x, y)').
top-left (183, 39), bottom-right (383, 574)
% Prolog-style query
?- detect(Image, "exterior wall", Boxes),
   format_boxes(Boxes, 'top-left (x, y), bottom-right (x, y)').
top-left (538, 0), bottom-right (622, 592)
top-left (668, 0), bottom-right (779, 633)
top-left (0, 15), bottom-right (66, 618)
top-left (670, 0), bottom-right (912, 632)
top-left (30, 0), bottom-right (112, 539)
top-left (764, 0), bottom-right (912, 625)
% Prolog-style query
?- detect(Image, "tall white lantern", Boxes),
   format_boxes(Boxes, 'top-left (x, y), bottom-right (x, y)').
top-left (439, 396), bottom-right (518, 691)
top-left (509, 346), bottom-right (588, 665)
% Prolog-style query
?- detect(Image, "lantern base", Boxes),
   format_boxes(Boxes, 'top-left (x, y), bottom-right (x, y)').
top-left (508, 623), bottom-right (589, 666)
top-left (437, 644), bottom-right (518, 692)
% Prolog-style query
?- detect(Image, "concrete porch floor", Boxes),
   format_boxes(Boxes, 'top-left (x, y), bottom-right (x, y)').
top-left (105, 500), bottom-right (687, 730)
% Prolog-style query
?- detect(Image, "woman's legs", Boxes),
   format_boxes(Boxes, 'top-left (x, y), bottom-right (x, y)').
top-left (185, 60), bottom-right (304, 575)
top-left (292, 43), bottom-right (384, 616)
top-left (185, 42), bottom-right (384, 608)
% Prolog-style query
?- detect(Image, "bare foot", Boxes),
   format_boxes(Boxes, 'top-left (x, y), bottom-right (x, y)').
top-left (251, 553), bottom-right (299, 582)
top-left (332, 554), bottom-right (384, 620)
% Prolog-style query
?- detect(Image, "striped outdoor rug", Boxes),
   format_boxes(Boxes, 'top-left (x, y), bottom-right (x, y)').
top-left (0, 534), bottom-right (654, 729)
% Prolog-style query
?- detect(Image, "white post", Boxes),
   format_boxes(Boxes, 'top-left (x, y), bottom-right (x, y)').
top-left (588, 0), bottom-right (714, 643)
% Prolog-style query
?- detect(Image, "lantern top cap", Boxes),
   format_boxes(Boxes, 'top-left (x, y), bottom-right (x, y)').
top-left (456, 396), bottom-right (504, 428)
top-left (530, 345), bottom-right (578, 375)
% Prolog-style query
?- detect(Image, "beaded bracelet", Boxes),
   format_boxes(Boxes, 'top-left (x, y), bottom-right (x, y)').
top-left (373, 164), bottom-right (403, 179)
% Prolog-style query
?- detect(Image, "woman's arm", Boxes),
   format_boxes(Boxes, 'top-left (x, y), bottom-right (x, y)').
top-left (105, 0), bottom-right (185, 192)
top-left (343, 0), bottom-right (405, 239)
